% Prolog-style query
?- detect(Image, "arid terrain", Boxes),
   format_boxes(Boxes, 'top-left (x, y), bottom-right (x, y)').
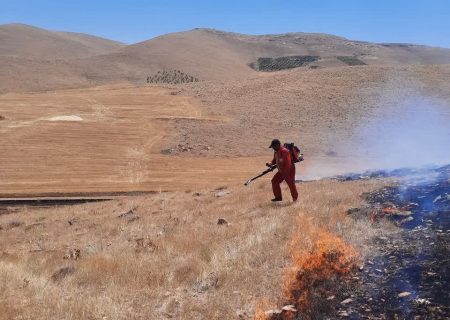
top-left (0, 84), bottom-right (261, 196)
top-left (1, 24), bottom-right (449, 319)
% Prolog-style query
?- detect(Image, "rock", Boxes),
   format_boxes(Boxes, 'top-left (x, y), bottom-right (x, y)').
top-left (22, 278), bottom-right (30, 288)
top-left (433, 194), bottom-right (450, 203)
top-left (341, 298), bottom-right (353, 305)
top-left (215, 190), bottom-right (231, 197)
top-left (338, 310), bottom-right (349, 317)
top-left (127, 216), bottom-right (140, 223)
top-left (346, 207), bottom-right (360, 214)
top-left (68, 218), bottom-right (77, 226)
top-left (415, 298), bottom-right (431, 305)
top-left (217, 218), bottom-right (229, 225)
top-left (161, 148), bottom-right (174, 155)
top-left (236, 310), bottom-right (249, 319)
top-left (281, 304), bottom-right (297, 312)
top-left (118, 209), bottom-right (135, 218)
top-left (136, 238), bottom-right (158, 252)
top-left (193, 192), bottom-right (203, 197)
top-left (118, 209), bottom-right (140, 223)
top-left (398, 291), bottom-right (411, 298)
top-left (397, 216), bottom-right (414, 225)
top-left (8, 221), bottom-right (23, 229)
top-left (194, 272), bottom-right (218, 293)
top-left (64, 248), bottom-right (80, 260)
top-left (51, 266), bottom-right (75, 282)
top-left (85, 244), bottom-right (101, 254)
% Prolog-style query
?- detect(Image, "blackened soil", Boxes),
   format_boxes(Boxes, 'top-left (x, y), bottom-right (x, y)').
top-left (338, 165), bottom-right (449, 319)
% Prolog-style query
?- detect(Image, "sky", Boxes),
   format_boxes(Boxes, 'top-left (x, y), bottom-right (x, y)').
top-left (1, 0), bottom-right (449, 48)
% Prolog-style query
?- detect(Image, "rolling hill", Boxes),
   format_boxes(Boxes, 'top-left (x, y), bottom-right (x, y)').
top-left (1, 25), bottom-right (450, 93)
top-left (0, 23), bottom-right (123, 59)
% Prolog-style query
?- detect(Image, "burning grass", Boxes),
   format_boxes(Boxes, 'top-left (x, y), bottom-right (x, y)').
top-left (284, 227), bottom-right (358, 316)
top-left (255, 218), bottom-right (359, 320)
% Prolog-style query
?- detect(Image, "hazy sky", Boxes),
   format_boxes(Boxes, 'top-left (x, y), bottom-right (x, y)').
top-left (1, 0), bottom-right (449, 47)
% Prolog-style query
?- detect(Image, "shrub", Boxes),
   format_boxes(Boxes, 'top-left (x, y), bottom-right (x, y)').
top-left (252, 56), bottom-right (320, 71)
top-left (146, 70), bottom-right (199, 84)
top-left (336, 56), bottom-right (367, 66)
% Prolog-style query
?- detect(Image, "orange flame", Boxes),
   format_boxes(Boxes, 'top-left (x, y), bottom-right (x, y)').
top-left (254, 215), bottom-right (358, 320)
top-left (283, 229), bottom-right (358, 314)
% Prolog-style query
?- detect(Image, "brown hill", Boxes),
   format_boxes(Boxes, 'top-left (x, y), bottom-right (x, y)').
top-left (0, 23), bottom-right (123, 59)
top-left (0, 56), bottom-right (93, 93)
top-left (2, 25), bottom-right (450, 93)
top-left (75, 28), bottom-right (450, 83)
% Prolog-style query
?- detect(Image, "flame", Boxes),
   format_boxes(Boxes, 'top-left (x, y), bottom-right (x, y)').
top-left (254, 215), bottom-right (358, 320)
top-left (283, 228), bottom-right (358, 314)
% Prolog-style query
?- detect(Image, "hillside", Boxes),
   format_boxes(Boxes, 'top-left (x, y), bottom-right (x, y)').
top-left (2, 25), bottom-right (450, 93)
top-left (74, 28), bottom-right (450, 83)
top-left (0, 23), bottom-right (123, 59)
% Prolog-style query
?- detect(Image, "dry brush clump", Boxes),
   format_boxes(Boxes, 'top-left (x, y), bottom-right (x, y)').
top-left (336, 56), bottom-right (367, 66)
top-left (147, 70), bottom-right (199, 84)
top-left (251, 56), bottom-right (320, 71)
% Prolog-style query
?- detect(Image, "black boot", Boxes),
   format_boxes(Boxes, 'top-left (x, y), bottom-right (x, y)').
top-left (271, 197), bottom-right (282, 202)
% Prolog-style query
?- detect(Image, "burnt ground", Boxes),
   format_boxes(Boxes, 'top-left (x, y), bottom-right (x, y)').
top-left (337, 165), bottom-right (450, 319)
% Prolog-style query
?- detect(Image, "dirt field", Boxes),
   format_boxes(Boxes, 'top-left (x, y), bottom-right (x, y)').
top-left (0, 85), bottom-right (263, 196)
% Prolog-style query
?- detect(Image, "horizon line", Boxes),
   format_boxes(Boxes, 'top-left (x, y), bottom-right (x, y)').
top-left (2, 21), bottom-right (450, 50)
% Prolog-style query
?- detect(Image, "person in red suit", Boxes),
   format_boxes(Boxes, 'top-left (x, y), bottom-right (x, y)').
top-left (266, 139), bottom-right (298, 202)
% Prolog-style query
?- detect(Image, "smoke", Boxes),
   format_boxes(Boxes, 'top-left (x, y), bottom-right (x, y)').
top-left (298, 95), bottom-right (450, 180)
top-left (358, 96), bottom-right (450, 170)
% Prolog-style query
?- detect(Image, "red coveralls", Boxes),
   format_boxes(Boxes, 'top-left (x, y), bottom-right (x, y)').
top-left (269, 146), bottom-right (298, 201)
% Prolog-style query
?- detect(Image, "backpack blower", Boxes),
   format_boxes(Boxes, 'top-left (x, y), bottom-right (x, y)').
top-left (244, 143), bottom-right (303, 186)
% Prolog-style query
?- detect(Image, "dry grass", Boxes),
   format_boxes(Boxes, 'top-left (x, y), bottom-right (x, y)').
top-left (0, 178), bottom-right (395, 319)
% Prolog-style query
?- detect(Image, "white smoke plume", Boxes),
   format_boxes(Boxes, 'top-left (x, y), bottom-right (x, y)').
top-left (358, 96), bottom-right (450, 170)
top-left (298, 95), bottom-right (450, 180)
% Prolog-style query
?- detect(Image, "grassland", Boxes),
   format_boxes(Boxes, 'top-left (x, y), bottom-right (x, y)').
top-left (0, 177), bottom-right (394, 319)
